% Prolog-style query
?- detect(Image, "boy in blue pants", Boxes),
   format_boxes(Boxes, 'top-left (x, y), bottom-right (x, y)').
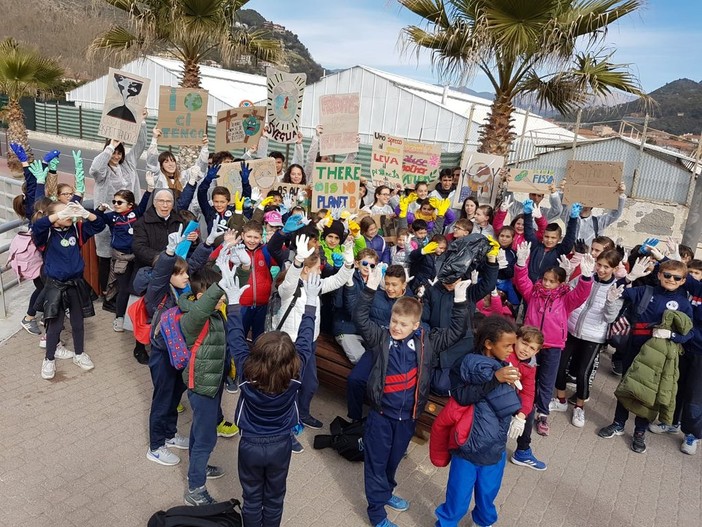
top-left (353, 266), bottom-right (470, 527)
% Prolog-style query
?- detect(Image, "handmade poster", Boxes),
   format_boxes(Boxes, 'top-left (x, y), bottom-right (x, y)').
top-left (311, 163), bottom-right (362, 212)
top-left (370, 132), bottom-right (404, 187)
top-left (272, 183), bottom-right (311, 213)
top-left (157, 86), bottom-right (209, 146)
top-left (507, 168), bottom-right (557, 194)
top-left (453, 152), bottom-right (505, 207)
top-left (402, 141), bottom-right (442, 187)
top-left (215, 106), bottom-right (265, 151)
top-left (319, 93), bottom-right (360, 156)
top-left (98, 68), bottom-right (150, 144)
top-left (564, 160), bottom-right (623, 209)
top-left (247, 157), bottom-right (279, 193)
top-left (217, 162), bottom-right (244, 198)
top-left (266, 68), bottom-right (306, 144)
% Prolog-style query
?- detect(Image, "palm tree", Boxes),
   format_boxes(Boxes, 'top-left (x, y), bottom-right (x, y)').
top-left (399, 0), bottom-right (649, 156)
top-left (0, 39), bottom-right (64, 171)
top-left (90, 0), bottom-right (282, 89)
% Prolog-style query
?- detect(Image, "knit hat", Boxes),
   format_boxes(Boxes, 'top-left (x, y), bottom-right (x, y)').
top-left (323, 219), bottom-right (345, 240)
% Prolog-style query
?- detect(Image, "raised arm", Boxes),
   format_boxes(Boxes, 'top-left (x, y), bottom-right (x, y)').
top-left (124, 121), bottom-right (148, 170)
top-left (352, 267), bottom-right (386, 350)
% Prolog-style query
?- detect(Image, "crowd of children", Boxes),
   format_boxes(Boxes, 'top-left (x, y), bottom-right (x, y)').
top-left (9, 129), bottom-right (702, 527)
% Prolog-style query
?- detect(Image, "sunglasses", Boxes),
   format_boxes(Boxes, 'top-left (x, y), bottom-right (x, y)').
top-left (112, 199), bottom-right (127, 205)
top-left (662, 272), bottom-right (684, 282)
top-left (360, 261), bottom-right (377, 269)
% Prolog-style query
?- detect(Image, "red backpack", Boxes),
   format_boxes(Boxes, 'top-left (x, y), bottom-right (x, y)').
top-left (7, 231), bottom-right (42, 281)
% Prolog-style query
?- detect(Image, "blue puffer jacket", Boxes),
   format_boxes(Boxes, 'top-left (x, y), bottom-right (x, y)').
top-left (452, 354), bottom-right (521, 466)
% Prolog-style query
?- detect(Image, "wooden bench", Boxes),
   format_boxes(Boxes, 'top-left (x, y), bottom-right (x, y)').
top-left (315, 333), bottom-right (447, 440)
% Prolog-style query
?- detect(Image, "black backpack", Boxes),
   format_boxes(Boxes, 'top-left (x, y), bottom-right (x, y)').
top-left (313, 416), bottom-right (365, 462)
top-left (147, 499), bottom-right (242, 527)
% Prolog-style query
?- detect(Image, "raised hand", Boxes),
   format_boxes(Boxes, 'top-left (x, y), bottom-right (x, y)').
top-left (421, 241), bottom-right (439, 255)
top-left (72, 150), bottom-right (85, 194)
top-left (239, 161), bottom-right (251, 185)
top-left (516, 241), bottom-right (531, 266)
top-left (283, 214), bottom-right (306, 234)
top-left (532, 203), bottom-right (542, 219)
top-left (282, 194), bottom-right (293, 213)
top-left (454, 279), bottom-right (472, 302)
top-left (573, 238), bottom-right (588, 255)
top-left (569, 202), bottom-right (582, 219)
top-left (257, 196), bottom-right (276, 210)
top-left (43, 149), bottom-right (60, 164)
top-left (234, 191), bottom-right (246, 213)
top-left (500, 195), bottom-right (513, 212)
top-left (366, 265), bottom-right (383, 291)
top-left (29, 159), bottom-right (48, 184)
top-left (522, 199), bottom-right (534, 215)
top-left (145, 171), bottom-right (156, 191)
top-left (187, 166), bottom-right (204, 186)
top-left (579, 253), bottom-right (596, 278)
top-left (437, 198), bottom-right (451, 217)
top-left (627, 256), bottom-right (653, 282)
top-left (206, 221), bottom-right (228, 246)
top-left (166, 225), bottom-right (185, 255)
top-left (250, 187), bottom-right (262, 204)
top-left (232, 244), bottom-right (251, 267)
top-left (10, 143), bottom-right (28, 163)
top-left (295, 234), bottom-right (314, 261)
top-left (303, 273), bottom-right (322, 307)
top-left (206, 164), bottom-right (221, 181)
top-left (219, 263), bottom-right (249, 305)
top-left (497, 249), bottom-right (508, 269)
top-left (486, 235), bottom-right (500, 258)
top-left (557, 254), bottom-right (572, 275)
top-left (222, 229), bottom-right (240, 248)
top-left (343, 242), bottom-right (354, 266)
top-left (607, 284), bottom-right (624, 303)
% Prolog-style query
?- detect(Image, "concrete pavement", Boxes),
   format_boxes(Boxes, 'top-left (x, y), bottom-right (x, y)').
top-left (0, 305), bottom-right (701, 527)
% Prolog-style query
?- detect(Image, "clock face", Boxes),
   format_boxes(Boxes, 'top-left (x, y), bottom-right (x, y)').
top-left (272, 81), bottom-right (298, 122)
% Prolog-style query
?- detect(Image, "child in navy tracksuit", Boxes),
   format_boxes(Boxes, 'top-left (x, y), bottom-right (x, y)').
top-left (353, 266), bottom-right (470, 527)
top-left (599, 259), bottom-right (693, 453)
top-left (198, 162), bottom-right (253, 235)
top-left (227, 271), bottom-right (320, 527)
top-left (94, 188), bottom-right (151, 331)
top-left (32, 201), bottom-right (105, 380)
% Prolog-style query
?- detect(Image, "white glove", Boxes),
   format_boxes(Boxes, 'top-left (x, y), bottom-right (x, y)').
top-left (145, 171), bottom-right (156, 191)
top-left (366, 266), bottom-right (383, 291)
top-left (516, 241), bottom-right (531, 267)
top-left (187, 166), bottom-right (203, 186)
top-left (470, 270), bottom-right (479, 284)
top-left (499, 195), bottom-right (512, 212)
top-left (303, 273), bottom-right (322, 308)
top-left (497, 249), bottom-right (508, 270)
top-left (627, 256), bottom-right (653, 282)
top-left (166, 225), bottom-right (185, 255)
top-left (653, 328), bottom-right (672, 339)
top-left (557, 254), bottom-right (572, 276)
top-left (607, 284), bottom-right (624, 303)
top-left (330, 206), bottom-right (342, 219)
top-left (454, 279), bottom-right (472, 303)
top-left (294, 234), bottom-right (314, 262)
top-left (232, 244), bottom-right (251, 267)
top-left (647, 245), bottom-right (664, 261)
top-left (67, 202), bottom-right (90, 219)
top-left (508, 415), bottom-right (526, 440)
top-left (215, 245), bottom-right (233, 274)
top-left (343, 242), bottom-right (354, 266)
top-left (282, 194), bottom-right (293, 213)
top-left (416, 285), bottom-right (426, 298)
top-left (579, 253), bottom-right (596, 278)
top-left (99, 202), bottom-right (113, 212)
top-left (219, 264), bottom-right (249, 305)
top-left (532, 204), bottom-right (542, 219)
top-left (404, 233), bottom-right (413, 251)
top-left (56, 206), bottom-right (74, 220)
top-left (666, 238), bottom-right (682, 261)
top-left (250, 187), bottom-right (262, 203)
top-left (206, 221), bottom-right (227, 246)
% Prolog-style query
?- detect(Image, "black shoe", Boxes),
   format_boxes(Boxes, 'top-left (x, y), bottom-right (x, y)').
top-left (102, 299), bottom-right (116, 313)
top-left (631, 431), bottom-right (647, 453)
top-left (611, 360), bottom-right (623, 376)
top-left (300, 415), bottom-right (324, 429)
top-left (134, 347), bottom-right (149, 365)
top-left (598, 423), bottom-right (624, 438)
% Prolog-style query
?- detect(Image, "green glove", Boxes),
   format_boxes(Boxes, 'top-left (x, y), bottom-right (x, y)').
top-left (48, 157), bottom-right (60, 172)
top-left (29, 160), bottom-right (48, 184)
top-left (73, 150), bottom-right (85, 194)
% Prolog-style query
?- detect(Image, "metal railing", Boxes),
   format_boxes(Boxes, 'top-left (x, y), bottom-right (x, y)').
top-left (0, 174), bottom-right (23, 223)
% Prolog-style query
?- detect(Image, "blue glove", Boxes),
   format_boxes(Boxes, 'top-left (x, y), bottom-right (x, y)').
top-left (283, 214), bottom-right (305, 234)
top-left (206, 164), bottom-right (221, 181)
top-left (43, 149), bottom-right (60, 164)
top-left (240, 161), bottom-right (251, 185)
top-left (331, 253), bottom-right (344, 267)
top-left (569, 202), bottom-right (582, 219)
top-left (10, 143), bottom-right (28, 163)
top-left (522, 199), bottom-right (534, 215)
top-left (639, 238), bottom-right (659, 254)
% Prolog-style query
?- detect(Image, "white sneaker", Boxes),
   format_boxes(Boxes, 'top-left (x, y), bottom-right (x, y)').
top-left (572, 407), bottom-right (586, 428)
top-left (648, 422), bottom-right (680, 434)
top-left (72, 353), bottom-right (94, 371)
top-left (54, 343), bottom-right (75, 360)
top-left (41, 359), bottom-right (55, 380)
top-left (549, 398), bottom-right (568, 412)
top-left (146, 446), bottom-right (180, 466)
top-left (681, 434), bottom-right (699, 455)
top-left (166, 433), bottom-right (189, 450)
top-left (113, 317), bottom-right (124, 332)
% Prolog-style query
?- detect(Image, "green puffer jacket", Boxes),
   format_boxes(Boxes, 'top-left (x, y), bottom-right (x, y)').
top-left (179, 283), bottom-right (227, 398)
top-left (615, 309), bottom-right (692, 423)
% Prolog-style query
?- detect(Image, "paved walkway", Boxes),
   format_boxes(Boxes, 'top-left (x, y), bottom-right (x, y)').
top-left (1, 306), bottom-right (701, 527)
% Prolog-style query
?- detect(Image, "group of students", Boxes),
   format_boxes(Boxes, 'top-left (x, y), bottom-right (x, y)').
top-left (9, 124), bottom-right (702, 527)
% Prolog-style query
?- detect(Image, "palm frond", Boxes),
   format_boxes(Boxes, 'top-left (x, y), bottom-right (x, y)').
top-left (398, 0), bottom-right (451, 28)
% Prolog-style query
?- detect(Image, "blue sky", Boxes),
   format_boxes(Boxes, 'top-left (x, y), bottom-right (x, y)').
top-left (247, 0), bottom-right (701, 93)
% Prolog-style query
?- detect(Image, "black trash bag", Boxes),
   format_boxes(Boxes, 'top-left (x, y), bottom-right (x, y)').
top-left (436, 233), bottom-right (489, 284)
top-left (148, 498), bottom-right (242, 527)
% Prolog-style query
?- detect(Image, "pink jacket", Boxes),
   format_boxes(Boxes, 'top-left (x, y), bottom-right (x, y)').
top-left (493, 209), bottom-right (547, 250)
top-left (514, 264), bottom-right (593, 348)
top-left (477, 294), bottom-right (514, 319)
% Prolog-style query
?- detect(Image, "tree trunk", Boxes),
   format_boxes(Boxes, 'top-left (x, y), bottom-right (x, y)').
top-left (177, 59), bottom-right (204, 170)
top-left (478, 92), bottom-right (516, 157)
top-left (5, 98), bottom-right (34, 175)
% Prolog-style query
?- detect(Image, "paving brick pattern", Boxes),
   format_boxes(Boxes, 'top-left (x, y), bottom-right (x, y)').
top-left (1, 308), bottom-right (701, 526)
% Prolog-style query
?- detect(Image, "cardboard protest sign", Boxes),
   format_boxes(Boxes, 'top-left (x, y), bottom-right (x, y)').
top-left (216, 106), bottom-right (265, 151)
top-left (98, 68), bottom-right (150, 144)
top-left (319, 93), bottom-right (360, 156)
top-left (311, 163), bottom-right (362, 212)
top-left (217, 162), bottom-right (244, 198)
top-left (271, 183), bottom-right (311, 214)
top-left (370, 132), bottom-right (404, 187)
top-left (157, 86), bottom-right (209, 146)
top-left (266, 68), bottom-right (306, 144)
top-left (564, 161), bottom-right (623, 209)
top-left (507, 168), bottom-right (557, 194)
top-left (402, 142), bottom-right (442, 187)
top-left (453, 152), bottom-right (505, 207)
top-left (246, 157), bottom-right (279, 193)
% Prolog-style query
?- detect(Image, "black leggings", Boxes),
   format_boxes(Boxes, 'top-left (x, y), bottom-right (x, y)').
top-left (45, 287), bottom-right (84, 360)
top-left (556, 334), bottom-right (601, 401)
top-left (98, 256), bottom-right (111, 295)
top-left (27, 276), bottom-right (44, 317)
top-left (115, 261), bottom-right (134, 318)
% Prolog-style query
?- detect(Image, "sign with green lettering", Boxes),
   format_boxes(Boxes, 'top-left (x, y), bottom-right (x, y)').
top-left (311, 163), bottom-right (362, 212)
top-left (158, 86), bottom-right (209, 146)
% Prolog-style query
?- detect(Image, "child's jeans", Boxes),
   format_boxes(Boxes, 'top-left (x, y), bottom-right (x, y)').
top-left (364, 410), bottom-right (416, 526)
top-left (148, 346), bottom-right (186, 451)
top-left (535, 347), bottom-right (562, 415)
top-left (241, 305), bottom-right (267, 341)
top-left (435, 451), bottom-right (507, 527)
top-left (187, 386), bottom-right (223, 489)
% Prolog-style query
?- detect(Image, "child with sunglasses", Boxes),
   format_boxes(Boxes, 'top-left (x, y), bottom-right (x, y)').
top-left (598, 259), bottom-right (692, 454)
top-left (95, 180), bottom-right (153, 332)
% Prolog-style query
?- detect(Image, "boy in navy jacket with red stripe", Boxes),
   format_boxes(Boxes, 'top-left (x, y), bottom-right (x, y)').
top-left (353, 266), bottom-right (470, 527)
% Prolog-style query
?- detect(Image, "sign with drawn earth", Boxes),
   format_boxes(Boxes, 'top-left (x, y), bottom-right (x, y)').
top-left (266, 67), bottom-right (306, 144)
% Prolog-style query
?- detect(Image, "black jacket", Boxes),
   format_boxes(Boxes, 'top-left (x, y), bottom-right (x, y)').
top-left (132, 206), bottom-right (183, 269)
top-left (353, 287), bottom-right (468, 419)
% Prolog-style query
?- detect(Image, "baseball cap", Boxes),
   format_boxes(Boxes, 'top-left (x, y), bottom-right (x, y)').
top-left (264, 210), bottom-right (283, 227)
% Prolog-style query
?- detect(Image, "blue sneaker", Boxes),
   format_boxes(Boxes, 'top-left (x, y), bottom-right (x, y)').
top-left (374, 519), bottom-right (398, 527)
top-left (510, 448), bottom-right (547, 471)
top-left (225, 376), bottom-right (239, 394)
top-left (386, 494), bottom-right (409, 512)
top-left (291, 436), bottom-right (304, 454)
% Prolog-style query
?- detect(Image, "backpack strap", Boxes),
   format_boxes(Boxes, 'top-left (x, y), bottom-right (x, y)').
top-left (187, 320), bottom-right (212, 390)
top-left (275, 283), bottom-right (302, 331)
top-left (635, 285), bottom-right (654, 317)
